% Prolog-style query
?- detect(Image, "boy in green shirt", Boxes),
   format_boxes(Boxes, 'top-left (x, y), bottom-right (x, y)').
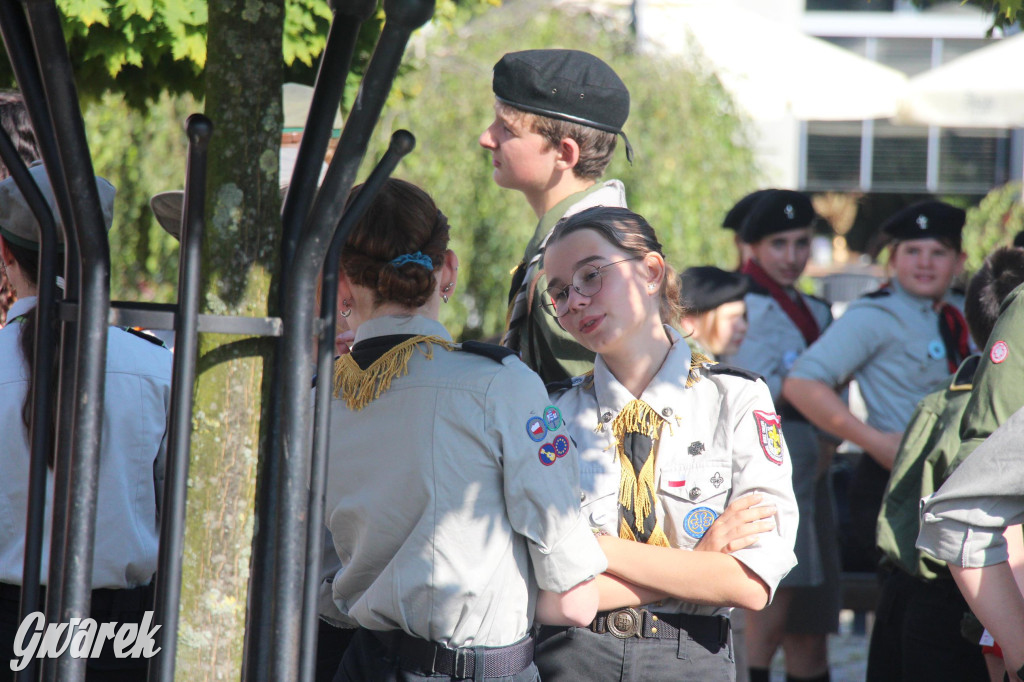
top-left (480, 49), bottom-right (632, 383)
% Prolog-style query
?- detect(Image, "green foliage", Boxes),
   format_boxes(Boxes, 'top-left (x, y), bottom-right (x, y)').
top-left (85, 92), bottom-right (193, 303)
top-left (362, 0), bottom-right (758, 340)
top-left (962, 181), bottom-right (1024, 272)
top-left (913, 0), bottom-right (1023, 31)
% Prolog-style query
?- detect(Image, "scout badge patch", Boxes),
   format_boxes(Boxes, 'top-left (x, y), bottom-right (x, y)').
top-left (754, 410), bottom-right (784, 465)
top-left (683, 506), bottom-right (718, 539)
top-left (991, 340), bottom-right (1009, 364)
top-left (526, 417), bottom-right (547, 442)
top-left (538, 443), bottom-right (558, 466)
top-left (543, 405), bottom-right (563, 431)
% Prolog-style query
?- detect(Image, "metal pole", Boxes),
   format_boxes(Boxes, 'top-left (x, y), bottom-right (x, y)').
top-left (0, 6), bottom-right (83, 680)
top-left (265, 2), bottom-right (433, 678)
top-left (245, 3), bottom-right (375, 675)
top-left (300, 130), bottom-right (415, 682)
top-left (0, 124), bottom-right (60, 682)
top-left (148, 114), bottom-right (213, 682)
top-left (23, 2), bottom-right (112, 680)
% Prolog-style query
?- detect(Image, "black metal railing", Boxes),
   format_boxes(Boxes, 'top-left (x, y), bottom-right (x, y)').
top-left (0, 0), bottom-right (434, 679)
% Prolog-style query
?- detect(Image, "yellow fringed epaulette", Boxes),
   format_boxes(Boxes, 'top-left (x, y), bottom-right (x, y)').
top-left (686, 351), bottom-right (716, 388)
top-left (333, 335), bottom-right (455, 410)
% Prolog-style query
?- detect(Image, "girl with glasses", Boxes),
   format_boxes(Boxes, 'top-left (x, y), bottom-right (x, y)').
top-left (325, 179), bottom-right (606, 682)
top-left (535, 206), bottom-right (799, 681)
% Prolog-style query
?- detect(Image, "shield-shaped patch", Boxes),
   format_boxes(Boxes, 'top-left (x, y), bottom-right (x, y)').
top-left (753, 410), bottom-right (783, 465)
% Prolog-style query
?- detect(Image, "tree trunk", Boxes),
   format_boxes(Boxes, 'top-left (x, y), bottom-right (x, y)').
top-left (175, 0), bottom-right (283, 677)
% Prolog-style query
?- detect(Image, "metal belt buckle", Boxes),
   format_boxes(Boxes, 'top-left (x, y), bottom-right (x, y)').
top-left (606, 607), bottom-right (641, 639)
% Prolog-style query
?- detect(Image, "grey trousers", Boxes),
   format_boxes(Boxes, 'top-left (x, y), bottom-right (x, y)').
top-left (535, 622), bottom-right (735, 682)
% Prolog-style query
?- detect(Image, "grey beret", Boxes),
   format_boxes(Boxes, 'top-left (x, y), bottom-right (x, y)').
top-left (0, 162), bottom-right (115, 250)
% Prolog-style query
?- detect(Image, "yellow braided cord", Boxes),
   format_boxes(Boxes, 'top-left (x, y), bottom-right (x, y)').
top-left (686, 351), bottom-right (716, 388)
top-left (612, 400), bottom-right (664, 536)
top-left (333, 335), bottom-right (455, 410)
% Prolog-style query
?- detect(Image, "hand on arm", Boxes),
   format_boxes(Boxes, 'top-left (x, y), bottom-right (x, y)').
top-left (596, 534), bottom-right (770, 611)
top-left (694, 493), bottom-right (776, 555)
top-left (782, 376), bottom-right (902, 470)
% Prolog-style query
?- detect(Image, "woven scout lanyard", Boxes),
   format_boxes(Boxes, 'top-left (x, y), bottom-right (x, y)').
top-left (333, 335), bottom-right (455, 410)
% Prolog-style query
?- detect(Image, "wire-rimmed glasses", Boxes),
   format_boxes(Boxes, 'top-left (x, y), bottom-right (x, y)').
top-left (541, 257), bottom-right (641, 318)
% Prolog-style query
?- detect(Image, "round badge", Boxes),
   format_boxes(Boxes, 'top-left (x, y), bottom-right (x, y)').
top-left (683, 506), bottom-right (719, 539)
top-left (991, 340), bottom-right (1009, 364)
top-left (526, 417), bottom-right (547, 442)
top-left (553, 434), bottom-right (570, 457)
top-left (543, 405), bottom-right (563, 431)
top-left (538, 443), bottom-right (558, 466)
top-left (928, 339), bottom-right (946, 360)
top-left (782, 350), bottom-right (800, 371)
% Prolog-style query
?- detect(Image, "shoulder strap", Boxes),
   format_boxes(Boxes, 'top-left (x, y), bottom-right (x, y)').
top-left (459, 340), bottom-right (518, 364)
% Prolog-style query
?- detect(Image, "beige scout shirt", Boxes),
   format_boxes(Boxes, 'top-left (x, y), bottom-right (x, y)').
top-left (551, 327), bottom-right (799, 616)
top-left (326, 315), bottom-right (607, 648)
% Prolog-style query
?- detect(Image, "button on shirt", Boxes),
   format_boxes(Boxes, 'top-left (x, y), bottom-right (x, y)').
top-left (552, 327), bottom-right (799, 617)
top-left (326, 315), bottom-right (606, 648)
top-left (788, 281), bottom-right (952, 434)
top-left (0, 297), bottom-right (171, 588)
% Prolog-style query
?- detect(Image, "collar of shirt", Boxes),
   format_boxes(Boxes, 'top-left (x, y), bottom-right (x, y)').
top-left (592, 325), bottom-right (693, 422)
top-left (7, 296), bottom-right (37, 320)
top-left (352, 314), bottom-right (452, 345)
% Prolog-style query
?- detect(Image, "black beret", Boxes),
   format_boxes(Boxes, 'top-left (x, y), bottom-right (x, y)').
top-left (680, 266), bottom-right (750, 314)
top-left (881, 200), bottom-right (966, 251)
top-left (492, 49), bottom-right (629, 135)
top-left (723, 189), bottom-right (775, 232)
top-left (739, 190), bottom-right (816, 244)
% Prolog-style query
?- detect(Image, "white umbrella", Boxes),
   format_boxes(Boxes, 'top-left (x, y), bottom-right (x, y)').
top-left (896, 32), bottom-right (1024, 128)
top-left (637, 1), bottom-right (908, 121)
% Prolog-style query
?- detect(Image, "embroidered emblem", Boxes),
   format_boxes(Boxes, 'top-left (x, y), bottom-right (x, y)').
top-left (991, 340), bottom-right (1009, 364)
top-left (916, 214), bottom-right (928, 230)
top-left (538, 443), bottom-right (558, 466)
top-left (711, 472), bottom-right (724, 488)
top-left (784, 204), bottom-right (795, 219)
top-left (753, 410), bottom-right (784, 465)
top-left (543, 405), bottom-right (563, 431)
top-left (683, 506), bottom-right (718, 539)
top-left (553, 434), bottom-right (570, 458)
top-left (689, 487), bottom-right (701, 500)
top-left (928, 339), bottom-right (945, 360)
top-left (667, 480), bottom-right (686, 488)
top-left (527, 417), bottom-right (547, 442)
top-left (688, 441), bottom-right (705, 457)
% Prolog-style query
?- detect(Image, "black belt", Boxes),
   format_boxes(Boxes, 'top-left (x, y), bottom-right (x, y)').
top-left (370, 629), bottom-right (534, 679)
top-left (588, 608), bottom-right (730, 645)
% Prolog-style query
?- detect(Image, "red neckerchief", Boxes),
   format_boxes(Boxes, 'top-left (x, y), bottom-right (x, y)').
top-left (741, 259), bottom-right (820, 346)
top-left (938, 303), bottom-right (970, 373)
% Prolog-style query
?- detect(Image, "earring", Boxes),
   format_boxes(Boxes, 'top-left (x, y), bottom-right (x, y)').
top-left (339, 299), bottom-right (352, 318)
top-left (648, 284), bottom-right (656, 291)
top-left (441, 282), bottom-right (453, 304)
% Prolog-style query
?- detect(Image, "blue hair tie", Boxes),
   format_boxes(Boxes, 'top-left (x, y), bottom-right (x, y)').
top-left (389, 252), bottom-right (434, 270)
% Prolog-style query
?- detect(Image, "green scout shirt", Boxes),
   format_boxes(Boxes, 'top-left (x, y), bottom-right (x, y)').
top-left (877, 354), bottom-right (979, 581)
top-left (954, 282), bottom-right (1024, 470)
top-left (510, 180), bottom-right (626, 384)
